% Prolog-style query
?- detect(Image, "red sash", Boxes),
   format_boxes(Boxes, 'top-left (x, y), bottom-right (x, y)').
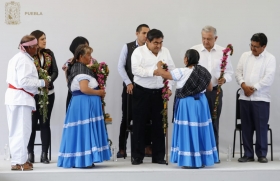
top-left (8, 84), bottom-right (34, 97)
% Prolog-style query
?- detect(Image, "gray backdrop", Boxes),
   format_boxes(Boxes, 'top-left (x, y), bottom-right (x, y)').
top-left (0, 0), bottom-right (279, 158)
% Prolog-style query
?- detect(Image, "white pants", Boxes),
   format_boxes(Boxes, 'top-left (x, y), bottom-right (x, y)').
top-left (6, 105), bottom-right (32, 165)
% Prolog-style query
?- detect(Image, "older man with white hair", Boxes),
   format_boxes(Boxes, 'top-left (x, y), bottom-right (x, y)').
top-left (191, 26), bottom-right (234, 162)
top-left (5, 35), bottom-right (49, 171)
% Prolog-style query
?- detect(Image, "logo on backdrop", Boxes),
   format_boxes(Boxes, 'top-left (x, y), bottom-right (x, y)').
top-left (5, 1), bottom-right (21, 25)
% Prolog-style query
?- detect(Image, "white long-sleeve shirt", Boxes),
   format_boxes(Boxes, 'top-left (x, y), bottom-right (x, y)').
top-left (117, 41), bottom-right (138, 86)
top-left (235, 50), bottom-right (276, 102)
top-left (5, 52), bottom-right (45, 110)
top-left (131, 44), bottom-right (175, 90)
top-left (191, 44), bottom-right (234, 86)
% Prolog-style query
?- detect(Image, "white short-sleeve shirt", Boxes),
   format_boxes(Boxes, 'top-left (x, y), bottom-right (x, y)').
top-left (70, 74), bottom-right (98, 91)
top-left (170, 67), bottom-right (194, 89)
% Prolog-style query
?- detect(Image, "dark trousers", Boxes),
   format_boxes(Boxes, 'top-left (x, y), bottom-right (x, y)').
top-left (132, 84), bottom-right (165, 161)
top-left (66, 90), bottom-right (72, 113)
top-left (118, 86), bottom-right (152, 151)
top-left (28, 93), bottom-right (55, 153)
top-left (239, 100), bottom-right (269, 158)
top-left (205, 87), bottom-right (223, 157)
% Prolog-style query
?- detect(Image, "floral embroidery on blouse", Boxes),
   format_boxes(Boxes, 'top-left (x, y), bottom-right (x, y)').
top-left (33, 52), bottom-right (52, 71)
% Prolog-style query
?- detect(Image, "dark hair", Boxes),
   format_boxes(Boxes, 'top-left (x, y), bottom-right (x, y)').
top-left (136, 24), bottom-right (149, 32)
top-left (69, 36), bottom-right (89, 55)
top-left (30, 30), bottom-right (45, 40)
top-left (185, 49), bottom-right (200, 67)
top-left (251, 33), bottom-right (267, 47)
top-left (147, 29), bottom-right (164, 42)
top-left (67, 44), bottom-right (93, 77)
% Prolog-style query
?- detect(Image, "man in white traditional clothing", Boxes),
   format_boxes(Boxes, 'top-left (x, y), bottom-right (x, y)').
top-left (5, 35), bottom-right (49, 171)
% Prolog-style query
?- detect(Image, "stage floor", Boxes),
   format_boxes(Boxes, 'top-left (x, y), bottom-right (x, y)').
top-left (1, 153), bottom-right (280, 181)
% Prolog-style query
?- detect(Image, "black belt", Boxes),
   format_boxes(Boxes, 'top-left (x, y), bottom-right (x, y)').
top-left (134, 83), bottom-right (163, 94)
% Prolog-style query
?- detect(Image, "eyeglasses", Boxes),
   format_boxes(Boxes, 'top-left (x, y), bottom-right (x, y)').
top-left (249, 44), bottom-right (261, 49)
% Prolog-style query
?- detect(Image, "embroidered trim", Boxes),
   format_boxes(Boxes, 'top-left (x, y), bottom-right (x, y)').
top-left (63, 116), bottom-right (104, 128)
top-left (33, 52), bottom-right (52, 71)
top-left (58, 145), bottom-right (110, 157)
top-left (171, 147), bottom-right (217, 156)
top-left (173, 119), bottom-right (212, 126)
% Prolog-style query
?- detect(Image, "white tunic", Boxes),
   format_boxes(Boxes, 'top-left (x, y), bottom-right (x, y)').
top-left (5, 52), bottom-right (45, 110)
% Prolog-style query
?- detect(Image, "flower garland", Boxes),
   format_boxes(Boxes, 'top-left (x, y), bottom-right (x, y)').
top-left (88, 61), bottom-right (109, 107)
top-left (33, 52), bottom-right (52, 123)
top-left (38, 68), bottom-right (51, 123)
top-left (161, 63), bottom-right (169, 133)
top-left (33, 52), bottom-right (52, 71)
top-left (212, 44), bottom-right (233, 121)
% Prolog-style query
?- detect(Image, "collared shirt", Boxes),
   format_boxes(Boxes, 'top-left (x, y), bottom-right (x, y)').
top-left (131, 44), bottom-right (175, 90)
top-left (5, 52), bottom-right (45, 110)
top-left (235, 50), bottom-right (276, 102)
top-left (191, 44), bottom-right (234, 86)
top-left (117, 40), bottom-right (139, 86)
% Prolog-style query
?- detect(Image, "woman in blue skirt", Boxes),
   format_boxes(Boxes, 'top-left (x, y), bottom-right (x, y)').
top-left (155, 49), bottom-right (218, 168)
top-left (57, 44), bottom-right (111, 168)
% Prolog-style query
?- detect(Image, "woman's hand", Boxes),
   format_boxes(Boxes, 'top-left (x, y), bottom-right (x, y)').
top-left (97, 89), bottom-right (106, 98)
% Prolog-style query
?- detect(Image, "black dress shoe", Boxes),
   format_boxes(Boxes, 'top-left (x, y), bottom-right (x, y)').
top-left (238, 156), bottom-right (255, 162)
top-left (28, 153), bottom-right (34, 163)
top-left (258, 157), bottom-right (268, 163)
top-left (152, 159), bottom-right (166, 164)
top-left (117, 151), bottom-right (127, 158)
top-left (40, 152), bottom-right (50, 164)
top-left (182, 166), bottom-right (199, 169)
top-left (131, 158), bottom-right (143, 165)
top-left (215, 160), bottom-right (221, 164)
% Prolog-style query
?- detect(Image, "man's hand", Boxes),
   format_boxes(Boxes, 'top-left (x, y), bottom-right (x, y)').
top-left (241, 83), bottom-right (254, 97)
top-left (44, 80), bottom-right (49, 88)
top-left (218, 77), bottom-right (226, 86)
top-left (167, 89), bottom-right (172, 97)
top-left (127, 83), bottom-right (133, 94)
top-left (157, 61), bottom-right (163, 68)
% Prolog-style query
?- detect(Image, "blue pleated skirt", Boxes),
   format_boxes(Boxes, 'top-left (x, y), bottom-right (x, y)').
top-left (57, 91), bottom-right (111, 168)
top-left (170, 93), bottom-right (218, 167)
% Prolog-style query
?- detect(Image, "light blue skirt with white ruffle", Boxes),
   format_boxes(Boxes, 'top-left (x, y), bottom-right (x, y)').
top-left (57, 91), bottom-right (111, 168)
top-left (170, 93), bottom-right (218, 167)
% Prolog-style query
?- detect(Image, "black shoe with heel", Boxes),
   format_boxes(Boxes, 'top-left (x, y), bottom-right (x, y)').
top-left (40, 152), bottom-right (50, 164)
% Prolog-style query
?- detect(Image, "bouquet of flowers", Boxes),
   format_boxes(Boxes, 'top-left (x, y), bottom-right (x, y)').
top-left (161, 63), bottom-right (169, 133)
top-left (88, 61), bottom-right (109, 107)
top-left (38, 68), bottom-right (51, 123)
top-left (88, 61), bottom-right (111, 145)
top-left (212, 44), bottom-right (233, 121)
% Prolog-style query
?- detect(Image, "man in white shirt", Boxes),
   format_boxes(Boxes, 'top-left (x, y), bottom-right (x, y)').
top-left (131, 29), bottom-right (175, 165)
top-left (192, 25), bottom-right (234, 162)
top-left (117, 24), bottom-right (153, 158)
top-left (235, 33), bottom-right (276, 163)
top-left (5, 35), bottom-right (49, 171)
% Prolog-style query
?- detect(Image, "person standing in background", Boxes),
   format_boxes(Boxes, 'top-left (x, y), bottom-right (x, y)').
top-left (117, 24), bottom-right (152, 158)
top-left (236, 33), bottom-right (276, 163)
top-left (191, 25), bottom-right (234, 162)
top-left (27, 30), bottom-right (58, 164)
top-left (62, 36), bottom-right (97, 112)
